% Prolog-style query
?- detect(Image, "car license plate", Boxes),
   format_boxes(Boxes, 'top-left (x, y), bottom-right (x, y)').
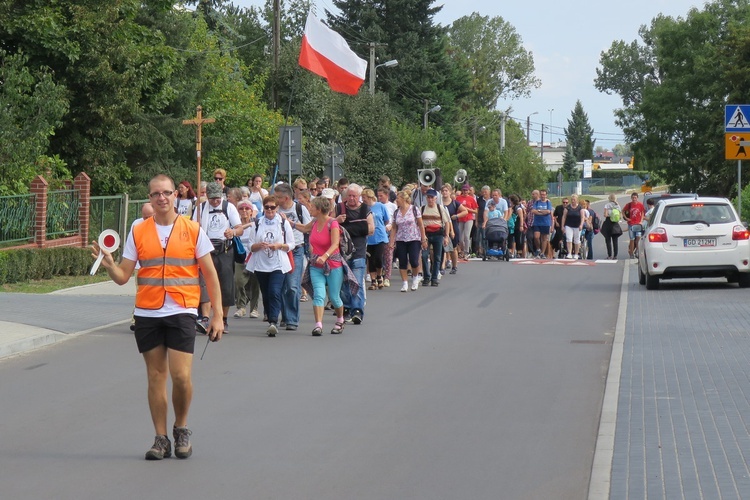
top-left (683, 238), bottom-right (716, 247)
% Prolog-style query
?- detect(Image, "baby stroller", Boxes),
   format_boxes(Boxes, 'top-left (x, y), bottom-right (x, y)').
top-left (483, 216), bottom-right (509, 261)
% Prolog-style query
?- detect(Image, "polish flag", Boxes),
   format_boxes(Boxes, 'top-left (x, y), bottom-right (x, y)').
top-left (298, 13), bottom-right (368, 95)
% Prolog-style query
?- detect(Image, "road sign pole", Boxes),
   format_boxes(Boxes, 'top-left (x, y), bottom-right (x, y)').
top-left (739, 160), bottom-right (742, 219)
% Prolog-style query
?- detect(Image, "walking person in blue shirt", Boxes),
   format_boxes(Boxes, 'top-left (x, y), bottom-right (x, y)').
top-left (531, 189), bottom-right (553, 258)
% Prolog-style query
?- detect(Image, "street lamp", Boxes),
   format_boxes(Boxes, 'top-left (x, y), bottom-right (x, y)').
top-left (526, 111), bottom-right (538, 145)
top-left (368, 59), bottom-right (398, 95)
top-left (423, 104), bottom-right (441, 130)
top-left (472, 122), bottom-right (486, 149)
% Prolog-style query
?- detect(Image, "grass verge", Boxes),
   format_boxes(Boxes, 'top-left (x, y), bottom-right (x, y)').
top-left (0, 274), bottom-right (112, 294)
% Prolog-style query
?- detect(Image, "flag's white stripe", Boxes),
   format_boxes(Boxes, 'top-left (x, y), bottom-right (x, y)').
top-left (304, 14), bottom-right (367, 80)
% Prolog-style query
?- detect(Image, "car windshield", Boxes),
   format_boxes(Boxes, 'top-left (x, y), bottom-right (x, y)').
top-left (660, 203), bottom-right (735, 225)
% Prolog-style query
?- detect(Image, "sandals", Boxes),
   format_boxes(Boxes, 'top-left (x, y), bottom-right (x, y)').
top-left (368, 284), bottom-right (378, 290)
top-left (312, 326), bottom-right (323, 337)
top-left (300, 294), bottom-right (309, 302)
top-left (377, 277), bottom-right (384, 289)
top-left (330, 321), bottom-right (344, 334)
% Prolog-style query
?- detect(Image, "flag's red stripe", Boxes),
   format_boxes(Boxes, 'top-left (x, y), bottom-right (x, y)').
top-left (299, 35), bottom-right (364, 95)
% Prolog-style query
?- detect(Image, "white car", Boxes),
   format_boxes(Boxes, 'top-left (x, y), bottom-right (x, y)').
top-left (637, 196), bottom-right (750, 289)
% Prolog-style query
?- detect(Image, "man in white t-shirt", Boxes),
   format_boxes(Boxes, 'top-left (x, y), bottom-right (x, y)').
top-left (92, 174), bottom-right (223, 461)
top-left (194, 182), bottom-right (243, 332)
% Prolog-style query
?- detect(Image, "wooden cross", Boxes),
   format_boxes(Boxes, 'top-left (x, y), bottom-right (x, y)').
top-left (183, 105), bottom-right (215, 220)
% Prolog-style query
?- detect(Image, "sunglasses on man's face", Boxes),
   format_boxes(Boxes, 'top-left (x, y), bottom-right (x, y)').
top-left (264, 205), bottom-right (277, 210)
top-left (214, 177), bottom-right (223, 181)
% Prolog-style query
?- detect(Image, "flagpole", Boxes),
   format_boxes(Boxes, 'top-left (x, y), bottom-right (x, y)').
top-left (272, 65), bottom-right (302, 187)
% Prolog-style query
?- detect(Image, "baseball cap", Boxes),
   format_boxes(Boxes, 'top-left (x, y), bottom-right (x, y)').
top-left (321, 188), bottom-right (337, 199)
top-left (426, 189), bottom-right (438, 197)
top-left (206, 182), bottom-right (222, 199)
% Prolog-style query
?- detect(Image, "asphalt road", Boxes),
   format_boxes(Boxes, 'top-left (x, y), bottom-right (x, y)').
top-left (0, 250), bottom-right (624, 500)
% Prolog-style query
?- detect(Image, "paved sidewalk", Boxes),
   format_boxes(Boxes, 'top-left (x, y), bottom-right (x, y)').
top-left (0, 279), bottom-right (135, 360)
top-left (607, 263), bottom-right (750, 499)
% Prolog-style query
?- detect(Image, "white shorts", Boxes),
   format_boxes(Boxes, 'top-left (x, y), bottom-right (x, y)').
top-left (564, 226), bottom-right (581, 243)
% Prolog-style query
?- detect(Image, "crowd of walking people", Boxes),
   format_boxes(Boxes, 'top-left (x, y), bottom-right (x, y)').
top-left (97, 171), bottom-right (639, 460)
top-left (167, 170), bottom-right (639, 338)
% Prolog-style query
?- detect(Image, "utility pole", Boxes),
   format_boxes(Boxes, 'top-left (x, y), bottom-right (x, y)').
top-left (272, 0), bottom-right (280, 109)
top-left (540, 125), bottom-right (544, 163)
top-left (500, 113), bottom-right (507, 152)
top-left (368, 42), bottom-right (389, 95)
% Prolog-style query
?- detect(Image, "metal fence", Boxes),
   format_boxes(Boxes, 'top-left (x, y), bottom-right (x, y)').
top-left (547, 175), bottom-right (644, 198)
top-left (45, 189), bottom-right (79, 238)
top-left (0, 193), bottom-right (35, 246)
top-left (89, 195), bottom-right (126, 240)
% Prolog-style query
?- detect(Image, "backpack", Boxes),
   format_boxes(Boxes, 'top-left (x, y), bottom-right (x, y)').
top-left (609, 207), bottom-right (621, 223)
top-left (233, 235), bottom-right (247, 263)
top-left (591, 209), bottom-right (601, 234)
top-left (328, 219), bottom-right (355, 261)
top-left (508, 208), bottom-right (518, 234)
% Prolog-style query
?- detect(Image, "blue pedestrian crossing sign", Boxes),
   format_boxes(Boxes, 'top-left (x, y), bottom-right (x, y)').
top-left (726, 105), bottom-right (750, 132)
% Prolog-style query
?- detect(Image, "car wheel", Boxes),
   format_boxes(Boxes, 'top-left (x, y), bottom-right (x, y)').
top-left (645, 272), bottom-right (660, 290)
top-left (638, 262), bottom-right (646, 285)
top-left (737, 273), bottom-right (750, 288)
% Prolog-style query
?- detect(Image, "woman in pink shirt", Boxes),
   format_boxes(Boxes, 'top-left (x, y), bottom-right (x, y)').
top-left (301, 196), bottom-right (346, 335)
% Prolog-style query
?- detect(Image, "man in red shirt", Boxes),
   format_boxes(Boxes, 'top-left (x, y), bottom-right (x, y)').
top-left (623, 192), bottom-right (645, 258)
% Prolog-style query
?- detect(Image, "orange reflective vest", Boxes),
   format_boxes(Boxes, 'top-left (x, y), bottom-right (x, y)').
top-left (133, 216), bottom-right (201, 309)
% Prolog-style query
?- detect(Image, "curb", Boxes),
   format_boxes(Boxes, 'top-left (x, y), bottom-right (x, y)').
top-left (0, 318), bottom-right (130, 361)
top-left (587, 260), bottom-right (629, 499)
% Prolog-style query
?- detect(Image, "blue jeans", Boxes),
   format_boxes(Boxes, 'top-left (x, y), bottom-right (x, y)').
top-left (585, 230), bottom-right (594, 260)
top-left (340, 257), bottom-right (366, 318)
top-left (421, 233), bottom-right (444, 282)
top-left (255, 270), bottom-right (285, 325)
top-left (281, 246), bottom-right (305, 326)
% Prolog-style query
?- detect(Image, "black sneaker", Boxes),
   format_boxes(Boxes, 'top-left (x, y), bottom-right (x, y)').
top-left (422, 279), bottom-right (430, 286)
top-left (351, 312), bottom-right (362, 325)
top-left (431, 281), bottom-right (439, 287)
top-left (449, 267), bottom-right (457, 275)
top-left (173, 426), bottom-right (192, 459)
top-left (145, 435), bottom-right (172, 460)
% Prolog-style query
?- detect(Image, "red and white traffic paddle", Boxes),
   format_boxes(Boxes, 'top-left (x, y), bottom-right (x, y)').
top-left (90, 229), bottom-right (121, 275)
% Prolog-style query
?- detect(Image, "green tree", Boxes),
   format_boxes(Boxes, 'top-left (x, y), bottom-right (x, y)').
top-left (0, 50), bottom-right (69, 194)
top-left (612, 143), bottom-right (632, 157)
top-left (0, 0), bottom-right (183, 194)
top-left (563, 100), bottom-right (594, 162)
top-left (446, 13), bottom-right (540, 110)
top-left (595, 0), bottom-right (750, 195)
top-left (187, 18), bottom-right (284, 186)
top-left (561, 144), bottom-right (578, 180)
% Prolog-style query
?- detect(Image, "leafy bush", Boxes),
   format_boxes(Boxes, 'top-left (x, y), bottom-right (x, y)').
top-left (0, 246), bottom-right (101, 285)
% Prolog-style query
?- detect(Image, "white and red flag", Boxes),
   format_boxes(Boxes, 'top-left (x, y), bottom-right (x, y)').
top-left (298, 13), bottom-right (367, 95)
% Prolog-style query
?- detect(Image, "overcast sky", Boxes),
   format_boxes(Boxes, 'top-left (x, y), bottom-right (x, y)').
top-left (231, 0), bottom-right (705, 149)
